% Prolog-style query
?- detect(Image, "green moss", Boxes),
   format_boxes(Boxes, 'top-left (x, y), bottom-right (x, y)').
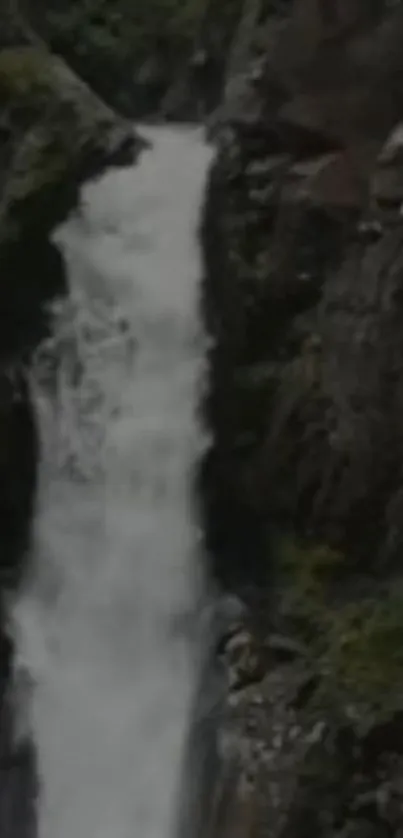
top-left (0, 47), bottom-right (51, 97)
top-left (278, 537), bottom-right (344, 615)
top-left (11, 136), bottom-right (68, 199)
top-left (317, 591), bottom-right (403, 718)
top-left (277, 537), bottom-right (403, 721)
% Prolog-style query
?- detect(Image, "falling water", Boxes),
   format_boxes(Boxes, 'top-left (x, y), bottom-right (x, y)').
top-left (11, 125), bottom-right (214, 838)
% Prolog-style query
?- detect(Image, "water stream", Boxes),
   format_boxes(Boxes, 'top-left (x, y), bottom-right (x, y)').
top-left (11, 125), bottom-right (214, 838)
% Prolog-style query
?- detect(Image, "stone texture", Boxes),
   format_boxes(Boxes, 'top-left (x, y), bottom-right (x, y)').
top-left (199, 1), bottom-right (403, 835)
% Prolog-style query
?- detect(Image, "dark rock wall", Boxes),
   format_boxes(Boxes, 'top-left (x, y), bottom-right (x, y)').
top-left (201, 0), bottom-right (403, 597)
top-left (198, 3), bottom-right (403, 837)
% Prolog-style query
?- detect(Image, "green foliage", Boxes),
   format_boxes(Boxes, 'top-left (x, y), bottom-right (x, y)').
top-left (16, 0), bottom-right (246, 113)
top-left (0, 47), bottom-right (51, 96)
top-left (45, 0), bottom-right (210, 64)
top-left (277, 537), bottom-right (403, 722)
top-left (279, 538), bottom-right (343, 601)
top-left (278, 537), bottom-right (344, 625)
top-left (318, 591), bottom-right (403, 718)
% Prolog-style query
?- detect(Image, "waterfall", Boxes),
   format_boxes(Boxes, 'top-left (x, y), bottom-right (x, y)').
top-left (10, 125), bottom-right (214, 838)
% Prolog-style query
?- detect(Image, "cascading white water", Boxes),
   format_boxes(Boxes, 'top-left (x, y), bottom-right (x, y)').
top-left (11, 125), bottom-right (214, 838)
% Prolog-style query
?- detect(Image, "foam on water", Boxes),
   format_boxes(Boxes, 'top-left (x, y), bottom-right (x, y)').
top-left (11, 125), bottom-right (214, 838)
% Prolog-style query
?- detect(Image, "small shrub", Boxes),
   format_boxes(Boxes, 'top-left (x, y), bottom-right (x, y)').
top-left (0, 47), bottom-right (51, 97)
top-left (318, 590), bottom-right (403, 719)
top-left (278, 536), bottom-right (344, 618)
top-left (277, 537), bottom-right (403, 722)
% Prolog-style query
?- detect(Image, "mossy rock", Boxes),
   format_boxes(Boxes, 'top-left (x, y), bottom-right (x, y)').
top-left (276, 537), bottom-right (403, 724)
top-left (0, 46), bottom-right (140, 243)
top-left (0, 44), bottom-right (141, 358)
top-left (317, 590), bottom-right (403, 721)
top-left (0, 46), bottom-right (53, 97)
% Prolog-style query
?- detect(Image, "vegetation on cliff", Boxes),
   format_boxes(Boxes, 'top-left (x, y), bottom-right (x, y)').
top-left (0, 44), bottom-right (139, 241)
top-left (278, 538), bottom-right (403, 724)
top-left (18, 0), bottom-right (246, 117)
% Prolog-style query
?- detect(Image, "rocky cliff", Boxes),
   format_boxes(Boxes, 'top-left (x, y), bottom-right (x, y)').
top-left (200, 1), bottom-right (403, 835)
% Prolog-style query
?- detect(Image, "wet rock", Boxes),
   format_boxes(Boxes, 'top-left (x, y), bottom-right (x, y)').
top-left (289, 152), bottom-right (366, 211)
top-left (220, 626), bottom-right (266, 691)
top-left (0, 736), bottom-right (36, 838)
top-left (0, 46), bottom-right (141, 244)
top-left (371, 124), bottom-right (403, 210)
top-left (199, 1), bottom-right (403, 836)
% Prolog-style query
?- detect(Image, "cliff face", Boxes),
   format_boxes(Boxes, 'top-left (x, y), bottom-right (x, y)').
top-left (200, 1), bottom-right (403, 835)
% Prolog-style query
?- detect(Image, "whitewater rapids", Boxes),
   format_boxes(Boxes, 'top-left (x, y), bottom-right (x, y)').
top-left (11, 125), bottom-right (214, 838)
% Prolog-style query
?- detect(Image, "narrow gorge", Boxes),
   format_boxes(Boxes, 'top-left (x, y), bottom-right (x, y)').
top-left (4, 2), bottom-right (403, 838)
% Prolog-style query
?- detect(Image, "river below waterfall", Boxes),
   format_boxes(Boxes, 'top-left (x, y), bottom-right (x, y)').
top-left (10, 125), bottom-right (214, 838)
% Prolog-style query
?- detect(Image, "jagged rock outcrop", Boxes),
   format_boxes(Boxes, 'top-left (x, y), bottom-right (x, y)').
top-left (200, 1), bottom-right (403, 835)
